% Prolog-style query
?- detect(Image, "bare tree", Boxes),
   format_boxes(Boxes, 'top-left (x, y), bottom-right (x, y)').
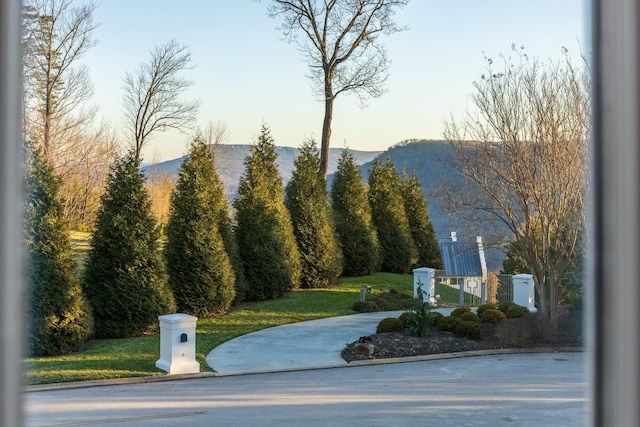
top-left (441, 46), bottom-right (589, 328)
top-left (269, 0), bottom-right (409, 177)
top-left (122, 40), bottom-right (200, 162)
top-left (22, 0), bottom-right (98, 159)
top-left (56, 120), bottom-right (120, 229)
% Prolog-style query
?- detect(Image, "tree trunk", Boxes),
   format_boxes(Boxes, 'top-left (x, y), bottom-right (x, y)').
top-left (320, 80), bottom-right (334, 179)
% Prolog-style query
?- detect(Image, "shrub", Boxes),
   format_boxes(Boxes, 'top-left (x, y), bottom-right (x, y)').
top-left (476, 303), bottom-right (497, 318)
top-left (331, 149), bottom-right (380, 276)
top-left (437, 315), bottom-right (462, 333)
top-left (84, 152), bottom-right (176, 339)
top-left (480, 308), bottom-right (507, 324)
top-left (456, 320), bottom-right (481, 339)
top-left (398, 312), bottom-right (414, 328)
top-left (498, 301), bottom-right (517, 313)
top-left (368, 157), bottom-right (416, 274)
top-left (25, 147), bottom-right (92, 356)
top-left (376, 317), bottom-right (404, 334)
top-left (427, 311), bottom-right (444, 326)
top-left (165, 138), bottom-right (236, 317)
top-left (351, 301), bottom-right (378, 313)
top-left (233, 124), bottom-right (301, 300)
top-left (285, 139), bottom-right (343, 288)
top-left (451, 306), bottom-right (471, 318)
top-left (505, 304), bottom-right (529, 318)
top-left (372, 291), bottom-right (413, 311)
top-left (460, 311), bottom-right (481, 323)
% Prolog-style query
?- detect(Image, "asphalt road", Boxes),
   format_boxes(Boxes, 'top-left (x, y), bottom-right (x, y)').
top-left (24, 352), bottom-right (587, 427)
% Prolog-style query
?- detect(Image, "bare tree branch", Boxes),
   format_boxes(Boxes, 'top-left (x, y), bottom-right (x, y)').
top-left (122, 40), bottom-right (200, 162)
top-left (23, 0), bottom-right (98, 159)
top-left (440, 46), bottom-right (589, 328)
top-left (269, 0), bottom-right (409, 177)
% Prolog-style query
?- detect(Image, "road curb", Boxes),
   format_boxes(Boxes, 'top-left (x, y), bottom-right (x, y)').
top-left (24, 347), bottom-right (583, 393)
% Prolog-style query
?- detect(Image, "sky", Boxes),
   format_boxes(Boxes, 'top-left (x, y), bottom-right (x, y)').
top-left (79, 0), bottom-right (588, 162)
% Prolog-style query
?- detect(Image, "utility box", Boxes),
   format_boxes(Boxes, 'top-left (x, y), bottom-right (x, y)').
top-left (513, 274), bottom-right (537, 313)
top-left (155, 313), bottom-right (200, 374)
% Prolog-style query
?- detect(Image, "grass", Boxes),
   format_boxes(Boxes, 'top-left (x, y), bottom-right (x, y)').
top-left (25, 270), bottom-right (413, 385)
top-left (436, 282), bottom-right (482, 306)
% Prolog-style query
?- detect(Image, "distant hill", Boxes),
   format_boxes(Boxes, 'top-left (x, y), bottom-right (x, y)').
top-left (357, 140), bottom-right (508, 270)
top-left (143, 140), bottom-right (507, 270)
top-left (141, 145), bottom-right (382, 200)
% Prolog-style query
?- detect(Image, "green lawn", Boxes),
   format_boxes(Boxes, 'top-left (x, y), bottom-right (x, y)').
top-left (25, 271), bottom-right (413, 385)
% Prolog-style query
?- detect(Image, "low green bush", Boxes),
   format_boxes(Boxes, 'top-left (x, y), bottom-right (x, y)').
top-left (456, 320), bottom-right (481, 339)
top-left (437, 315), bottom-right (461, 333)
top-left (370, 291), bottom-right (413, 311)
top-left (480, 308), bottom-right (507, 324)
top-left (451, 306), bottom-right (471, 318)
top-left (498, 301), bottom-right (517, 313)
top-left (351, 301), bottom-right (378, 313)
top-left (376, 317), bottom-right (404, 333)
top-left (427, 311), bottom-right (444, 326)
top-left (398, 312), bottom-right (414, 328)
top-left (460, 311), bottom-right (481, 323)
top-left (476, 303), bottom-right (497, 318)
top-left (505, 304), bottom-right (529, 318)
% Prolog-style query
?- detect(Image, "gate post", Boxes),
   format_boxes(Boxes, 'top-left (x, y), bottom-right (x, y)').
top-left (413, 267), bottom-right (436, 305)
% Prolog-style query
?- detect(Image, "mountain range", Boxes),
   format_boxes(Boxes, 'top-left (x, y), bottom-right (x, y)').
top-left (142, 140), bottom-right (507, 270)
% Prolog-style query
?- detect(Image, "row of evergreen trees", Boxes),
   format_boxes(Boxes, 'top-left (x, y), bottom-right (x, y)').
top-left (24, 124), bottom-right (441, 356)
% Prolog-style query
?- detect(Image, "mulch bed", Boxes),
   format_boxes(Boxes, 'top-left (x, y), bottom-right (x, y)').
top-left (342, 319), bottom-right (583, 363)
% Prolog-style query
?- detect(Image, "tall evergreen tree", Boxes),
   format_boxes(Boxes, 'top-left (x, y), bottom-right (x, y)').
top-left (368, 156), bottom-right (416, 274)
top-left (83, 151), bottom-right (176, 338)
top-left (330, 149), bottom-right (380, 276)
top-left (233, 124), bottom-right (301, 300)
top-left (285, 139), bottom-right (342, 288)
top-left (165, 137), bottom-right (237, 316)
top-left (400, 168), bottom-right (443, 269)
top-left (24, 146), bottom-right (92, 356)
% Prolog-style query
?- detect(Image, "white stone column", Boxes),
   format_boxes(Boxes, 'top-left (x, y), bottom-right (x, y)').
top-left (413, 267), bottom-right (436, 305)
top-left (512, 274), bottom-right (537, 312)
top-left (156, 313), bottom-right (200, 374)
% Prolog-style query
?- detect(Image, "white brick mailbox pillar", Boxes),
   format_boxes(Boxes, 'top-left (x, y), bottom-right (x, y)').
top-left (156, 313), bottom-right (200, 374)
top-left (413, 267), bottom-right (436, 305)
top-left (512, 274), bottom-right (537, 313)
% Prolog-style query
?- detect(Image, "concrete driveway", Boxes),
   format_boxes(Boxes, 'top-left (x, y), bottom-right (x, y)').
top-left (24, 352), bottom-right (587, 426)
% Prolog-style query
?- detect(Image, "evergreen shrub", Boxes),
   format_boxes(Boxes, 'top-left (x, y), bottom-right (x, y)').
top-left (460, 311), bottom-right (481, 323)
top-left (437, 315), bottom-right (462, 333)
top-left (398, 311), bottom-right (414, 328)
top-left (427, 311), bottom-right (444, 326)
top-left (451, 306), bottom-right (471, 318)
top-left (25, 147), bottom-right (92, 356)
top-left (376, 317), bottom-right (404, 333)
top-left (456, 320), bottom-right (481, 339)
top-left (480, 308), bottom-right (507, 324)
top-left (498, 301), bottom-right (517, 313)
top-left (83, 152), bottom-right (176, 338)
top-left (352, 301), bottom-right (378, 313)
top-left (505, 304), bottom-right (529, 318)
top-left (476, 303), bottom-right (497, 318)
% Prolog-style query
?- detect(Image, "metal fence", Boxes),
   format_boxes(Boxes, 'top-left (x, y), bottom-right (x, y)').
top-left (434, 270), bottom-right (484, 306)
top-left (495, 274), bottom-right (514, 303)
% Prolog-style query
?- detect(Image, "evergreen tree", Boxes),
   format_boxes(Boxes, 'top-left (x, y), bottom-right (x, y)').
top-left (400, 168), bottom-right (443, 269)
top-left (330, 149), bottom-right (380, 276)
top-left (24, 146), bottom-right (92, 356)
top-left (233, 124), bottom-right (301, 300)
top-left (285, 140), bottom-right (342, 288)
top-left (368, 156), bottom-right (416, 274)
top-left (83, 151), bottom-right (176, 338)
top-left (165, 137), bottom-right (237, 316)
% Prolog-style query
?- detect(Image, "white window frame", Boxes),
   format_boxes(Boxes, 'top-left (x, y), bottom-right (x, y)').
top-left (2, 0), bottom-right (639, 425)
